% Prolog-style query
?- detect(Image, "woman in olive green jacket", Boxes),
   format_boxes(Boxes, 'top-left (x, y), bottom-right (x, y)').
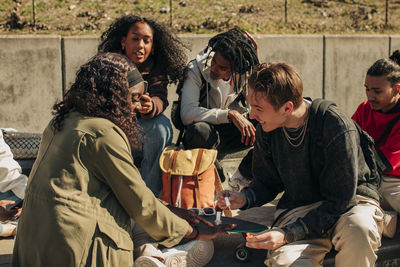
top-left (12, 53), bottom-right (232, 267)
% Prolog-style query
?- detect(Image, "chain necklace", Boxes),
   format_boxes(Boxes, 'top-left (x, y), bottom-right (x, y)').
top-left (282, 109), bottom-right (309, 148)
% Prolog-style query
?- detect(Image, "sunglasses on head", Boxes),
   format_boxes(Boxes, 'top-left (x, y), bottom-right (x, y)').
top-left (188, 207), bottom-right (216, 216)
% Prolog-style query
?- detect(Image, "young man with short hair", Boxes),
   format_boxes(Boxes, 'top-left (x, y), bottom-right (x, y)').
top-left (218, 62), bottom-right (383, 266)
top-left (352, 51), bottom-right (400, 237)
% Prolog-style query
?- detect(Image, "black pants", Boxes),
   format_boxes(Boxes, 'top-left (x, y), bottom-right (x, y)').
top-left (182, 121), bottom-right (256, 180)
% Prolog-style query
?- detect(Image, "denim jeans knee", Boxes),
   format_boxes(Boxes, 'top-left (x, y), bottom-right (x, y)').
top-left (133, 114), bottom-right (173, 195)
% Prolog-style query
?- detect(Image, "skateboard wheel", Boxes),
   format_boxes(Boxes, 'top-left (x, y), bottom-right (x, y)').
top-left (235, 244), bottom-right (251, 262)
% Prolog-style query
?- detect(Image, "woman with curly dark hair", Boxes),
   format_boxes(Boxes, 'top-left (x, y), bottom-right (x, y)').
top-left (12, 53), bottom-right (231, 267)
top-left (98, 15), bottom-right (188, 195)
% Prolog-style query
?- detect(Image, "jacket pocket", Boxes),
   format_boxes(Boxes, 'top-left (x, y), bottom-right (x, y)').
top-left (97, 221), bottom-right (133, 251)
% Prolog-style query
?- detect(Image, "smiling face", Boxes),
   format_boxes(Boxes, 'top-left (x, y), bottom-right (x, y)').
top-left (121, 22), bottom-right (154, 66)
top-left (210, 51), bottom-right (232, 81)
top-left (248, 86), bottom-right (287, 133)
top-left (365, 75), bottom-right (400, 112)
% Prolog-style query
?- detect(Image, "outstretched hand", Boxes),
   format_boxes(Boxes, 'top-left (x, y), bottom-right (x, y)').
top-left (167, 205), bottom-right (214, 227)
top-left (196, 223), bottom-right (236, 240)
top-left (228, 110), bottom-right (256, 146)
top-left (0, 200), bottom-right (21, 221)
top-left (245, 229), bottom-right (286, 250)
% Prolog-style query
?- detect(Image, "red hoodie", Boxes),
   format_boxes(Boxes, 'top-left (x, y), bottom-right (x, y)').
top-left (352, 100), bottom-right (400, 178)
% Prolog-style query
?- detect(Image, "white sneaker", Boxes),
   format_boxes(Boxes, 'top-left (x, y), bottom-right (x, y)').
top-left (382, 211), bottom-right (397, 239)
top-left (162, 240), bottom-right (214, 267)
top-left (134, 256), bottom-right (166, 267)
top-left (228, 170), bottom-right (251, 192)
top-left (0, 221), bottom-right (17, 237)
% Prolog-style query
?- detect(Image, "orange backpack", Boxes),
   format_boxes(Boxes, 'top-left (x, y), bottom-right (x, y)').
top-left (159, 146), bottom-right (226, 211)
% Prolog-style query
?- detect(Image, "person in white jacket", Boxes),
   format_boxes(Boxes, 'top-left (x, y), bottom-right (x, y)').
top-left (0, 130), bottom-right (27, 236)
top-left (180, 27), bottom-right (259, 182)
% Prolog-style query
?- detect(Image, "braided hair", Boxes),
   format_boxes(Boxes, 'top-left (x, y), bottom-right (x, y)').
top-left (206, 27), bottom-right (259, 93)
top-left (98, 15), bottom-right (188, 83)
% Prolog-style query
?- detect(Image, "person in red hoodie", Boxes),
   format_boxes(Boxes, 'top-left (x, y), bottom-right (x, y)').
top-left (352, 50), bottom-right (400, 237)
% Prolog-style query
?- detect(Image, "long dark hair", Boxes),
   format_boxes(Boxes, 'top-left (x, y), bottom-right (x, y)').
top-left (52, 52), bottom-right (143, 149)
top-left (98, 15), bottom-right (188, 83)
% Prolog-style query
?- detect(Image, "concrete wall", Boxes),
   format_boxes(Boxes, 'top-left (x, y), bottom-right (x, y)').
top-left (391, 35), bottom-right (400, 55)
top-left (0, 35), bottom-right (62, 132)
top-left (325, 35), bottom-right (389, 116)
top-left (257, 35), bottom-right (323, 100)
top-left (0, 34), bottom-right (398, 133)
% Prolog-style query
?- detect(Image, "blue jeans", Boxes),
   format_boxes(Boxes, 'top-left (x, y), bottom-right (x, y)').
top-left (133, 114), bottom-right (173, 195)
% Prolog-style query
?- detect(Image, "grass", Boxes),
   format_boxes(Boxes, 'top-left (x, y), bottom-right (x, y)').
top-left (0, 0), bottom-right (399, 35)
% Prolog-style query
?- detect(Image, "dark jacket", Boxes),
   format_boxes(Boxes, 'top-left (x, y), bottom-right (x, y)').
top-left (242, 100), bottom-right (380, 242)
top-left (138, 57), bottom-right (169, 119)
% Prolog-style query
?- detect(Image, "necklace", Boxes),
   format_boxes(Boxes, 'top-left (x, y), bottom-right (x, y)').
top-left (282, 109), bottom-right (309, 148)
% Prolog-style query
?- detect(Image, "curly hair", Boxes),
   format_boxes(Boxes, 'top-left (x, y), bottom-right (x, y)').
top-left (205, 27), bottom-right (259, 93)
top-left (98, 15), bottom-right (188, 83)
top-left (52, 52), bottom-right (144, 149)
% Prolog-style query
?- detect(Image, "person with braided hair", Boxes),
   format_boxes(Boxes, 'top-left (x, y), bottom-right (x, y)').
top-left (180, 27), bottom-right (259, 183)
top-left (98, 15), bottom-right (189, 195)
top-left (352, 50), bottom-right (400, 238)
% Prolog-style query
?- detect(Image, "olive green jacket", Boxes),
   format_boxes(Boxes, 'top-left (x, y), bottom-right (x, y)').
top-left (12, 112), bottom-right (189, 267)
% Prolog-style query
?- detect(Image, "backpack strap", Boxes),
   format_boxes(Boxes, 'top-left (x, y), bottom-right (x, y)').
top-left (193, 149), bottom-right (204, 208)
top-left (309, 98), bottom-right (336, 129)
top-left (167, 148), bottom-right (180, 206)
top-left (308, 98), bottom-right (336, 150)
top-left (375, 114), bottom-right (400, 146)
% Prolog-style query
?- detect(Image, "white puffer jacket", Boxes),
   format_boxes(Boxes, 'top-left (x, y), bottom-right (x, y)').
top-left (0, 130), bottom-right (27, 199)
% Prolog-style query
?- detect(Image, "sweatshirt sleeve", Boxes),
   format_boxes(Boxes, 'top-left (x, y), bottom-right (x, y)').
top-left (380, 125), bottom-right (400, 177)
top-left (180, 62), bottom-right (230, 125)
top-left (0, 131), bottom-right (27, 199)
top-left (80, 127), bottom-right (189, 247)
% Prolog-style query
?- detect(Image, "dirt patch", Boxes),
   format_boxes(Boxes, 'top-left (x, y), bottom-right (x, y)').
top-left (0, 0), bottom-right (399, 35)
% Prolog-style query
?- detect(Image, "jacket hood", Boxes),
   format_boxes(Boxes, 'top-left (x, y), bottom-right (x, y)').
top-left (194, 47), bottom-right (216, 85)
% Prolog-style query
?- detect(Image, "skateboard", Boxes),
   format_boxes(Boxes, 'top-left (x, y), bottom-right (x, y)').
top-left (198, 215), bottom-right (269, 262)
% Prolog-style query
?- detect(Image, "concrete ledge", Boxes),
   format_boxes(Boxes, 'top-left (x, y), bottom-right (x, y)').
top-left (0, 35), bottom-right (62, 133)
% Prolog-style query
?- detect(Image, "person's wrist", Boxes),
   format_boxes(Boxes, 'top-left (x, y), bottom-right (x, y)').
top-left (281, 226), bottom-right (295, 243)
top-left (186, 226), bottom-right (199, 240)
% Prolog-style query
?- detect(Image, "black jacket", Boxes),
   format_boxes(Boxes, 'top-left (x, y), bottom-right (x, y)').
top-left (242, 99), bottom-right (380, 241)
